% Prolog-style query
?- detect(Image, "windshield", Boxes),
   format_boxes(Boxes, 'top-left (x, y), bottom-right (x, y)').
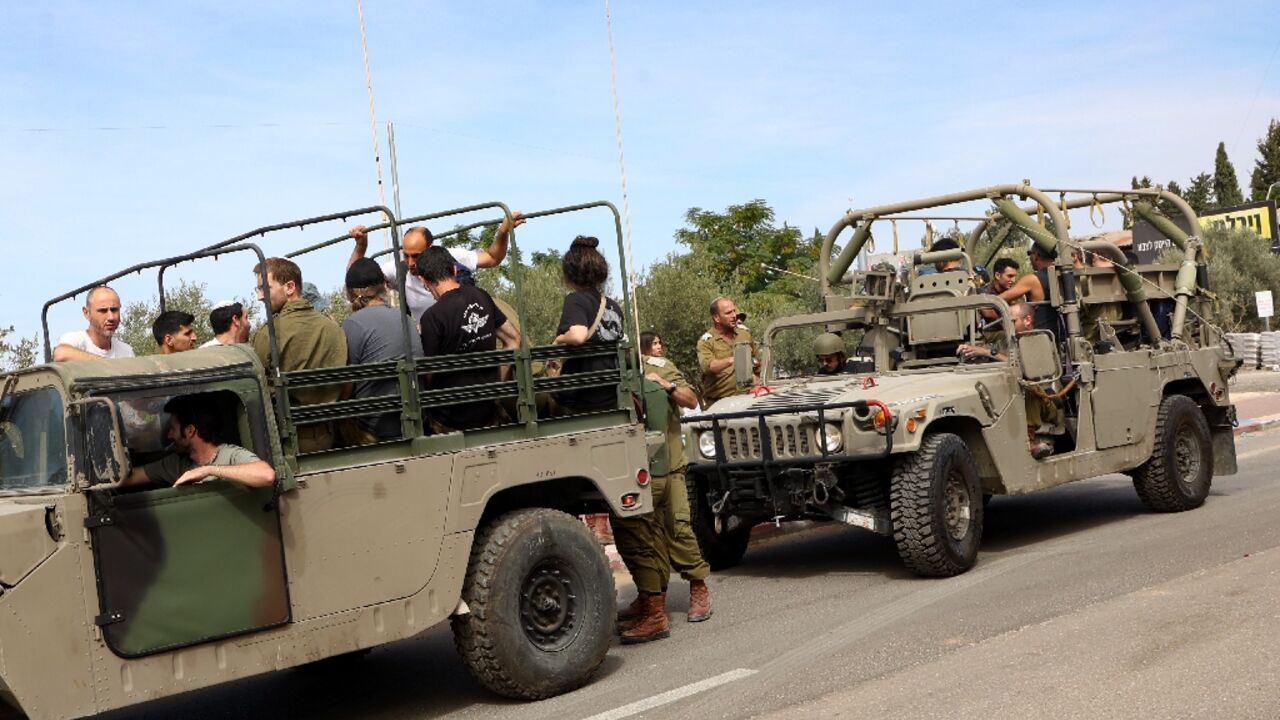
top-left (0, 386), bottom-right (68, 491)
top-left (767, 325), bottom-right (872, 380)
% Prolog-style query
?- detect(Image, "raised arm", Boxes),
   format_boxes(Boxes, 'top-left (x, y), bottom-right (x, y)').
top-left (347, 224), bottom-right (369, 270)
top-left (476, 211), bottom-right (525, 269)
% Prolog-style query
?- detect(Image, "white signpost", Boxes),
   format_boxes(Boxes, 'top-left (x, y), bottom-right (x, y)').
top-left (1257, 290), bottom-right (1274, 332)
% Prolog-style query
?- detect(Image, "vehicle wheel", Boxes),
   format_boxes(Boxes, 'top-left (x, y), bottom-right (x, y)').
top-left (452, 508), bottom-right (613, 700)
top-left (889, 432), bottom-right (983, 577)
top-left (687, 473), bottom-right (752, 571)
top-left (1131, 395), bottom-right (1213, 512)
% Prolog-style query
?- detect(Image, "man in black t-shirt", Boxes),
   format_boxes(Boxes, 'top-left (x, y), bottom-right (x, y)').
top-left (416, 246), bottom-right (521, 431)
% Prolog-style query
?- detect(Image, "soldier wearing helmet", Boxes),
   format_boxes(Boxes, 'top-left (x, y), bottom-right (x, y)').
top-left (814, 332), bottom-right (851, 375)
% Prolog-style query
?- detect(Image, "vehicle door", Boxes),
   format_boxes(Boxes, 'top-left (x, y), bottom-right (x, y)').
top-left (80, 379), bottom-right (291, 658)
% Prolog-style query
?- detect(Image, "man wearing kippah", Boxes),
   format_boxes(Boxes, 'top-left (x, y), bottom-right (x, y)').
top-left (338, 258), bottom-right (424, 445)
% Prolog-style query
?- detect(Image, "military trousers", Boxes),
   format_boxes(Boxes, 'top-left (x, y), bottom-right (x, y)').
top-left (613, 470), bottom-right (710, 594)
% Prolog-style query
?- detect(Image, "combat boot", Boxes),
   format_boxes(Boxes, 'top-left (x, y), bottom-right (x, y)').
top-left (618, 593), bottom-right (644, 619)
top-left (687, 579), bottom-right (712, 622)
top-left (620, 592), bottom-right (669, 644)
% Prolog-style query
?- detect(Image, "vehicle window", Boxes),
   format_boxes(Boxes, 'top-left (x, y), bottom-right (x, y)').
top-left (110, 388), bottom-right (260, 475)
top-left (0, 386), bottom-right (68, 491)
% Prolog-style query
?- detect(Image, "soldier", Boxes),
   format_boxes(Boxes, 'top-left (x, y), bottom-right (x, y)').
top-left (813, 332), bottom-right (852, 375)
top-left (152, 310), bottom-right (198, 354)
top-left (697, 296), bottom-right (756, 407)
top-left (251, 257), bottom-right (347, 452)
top-left (614, 331), bottom-right (712, 644)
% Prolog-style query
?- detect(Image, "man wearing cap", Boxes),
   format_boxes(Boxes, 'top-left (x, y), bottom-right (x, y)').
top-left (251, 257), bottom-right (347, 452)
top-left (346, 212), bottom-right (524, 321)
top-left (339, 258), bottom-right (424, 445)
top-left (201, 301), bottom-right (251, 347)
top-left (614, 330), bottom-right (712, 644)
top-left (152, 310), bottom-right (198, 354)
top-left (697, 296), bottom-right (757, 407)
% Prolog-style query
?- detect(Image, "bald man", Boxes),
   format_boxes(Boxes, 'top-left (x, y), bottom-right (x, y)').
top-left (54, 286), bottom-right (136, 361)
top-left (347, 212), bottom-right (524, 320)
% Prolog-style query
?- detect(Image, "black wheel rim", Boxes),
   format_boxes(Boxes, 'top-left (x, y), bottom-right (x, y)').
top-left (1173, 422), bottom-right (1203, 486)
top-left (943, 467), bottom-right (972, 542)
top-left (520, 559), bottom-right (579, 651)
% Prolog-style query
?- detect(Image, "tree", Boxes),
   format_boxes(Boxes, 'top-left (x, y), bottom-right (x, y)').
top-left (0, 326), bottom-right (38, 371)
top-left (1177, 225), bottom-right (1280, 332)
top-left (674, 200), bottom-right (820, 295)
top-left (1249, 118), bottom-right (1280, 202)
top-left (633, 254), bottom-right (724, 394)
top-left (1184, 172), bottom-right (1214, 213)
top-left (1213, 142), bottom-right (1244, 207)
top-left (476, 250), bottom-right (568, 346)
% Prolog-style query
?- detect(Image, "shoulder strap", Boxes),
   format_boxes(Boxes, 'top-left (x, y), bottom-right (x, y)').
top-left (586, 292), bottom-right (608, 339)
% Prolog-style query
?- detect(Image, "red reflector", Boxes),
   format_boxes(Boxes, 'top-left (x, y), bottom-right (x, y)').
top-left (636, 468), bottom-right (650, 486)
top-left (620, 492), bottom-right (641, 509)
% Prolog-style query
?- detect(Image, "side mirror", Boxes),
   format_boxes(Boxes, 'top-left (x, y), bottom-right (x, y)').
top-left (72, 398), bottom-right (129, 485)
top-left (1016, 330), bottom-right (1061, 383)
top-left (733, 343), bottom-right (754, 386)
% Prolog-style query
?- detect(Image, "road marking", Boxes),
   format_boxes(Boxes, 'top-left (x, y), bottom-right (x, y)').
top-left (582, 668), bottom-right (758, 720)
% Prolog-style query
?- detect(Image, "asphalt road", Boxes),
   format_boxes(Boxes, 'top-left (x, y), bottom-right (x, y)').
top-left (113, 427), bottom-right (1280, 720)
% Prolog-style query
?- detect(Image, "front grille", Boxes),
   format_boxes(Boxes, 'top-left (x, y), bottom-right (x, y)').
top-left (721, 422), bottom-right (813, 461)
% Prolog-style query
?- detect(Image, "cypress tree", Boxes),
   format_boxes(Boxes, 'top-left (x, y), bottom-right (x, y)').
top-left (1214, 142), bottom-right (1244, 207)
top-left (1249, 119), bottom-right (1280, 202)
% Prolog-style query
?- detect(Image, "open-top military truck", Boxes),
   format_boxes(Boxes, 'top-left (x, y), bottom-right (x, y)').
top-left (683, 184), bottom-right (1239, 575)
top-left (0, 201), bottom-right (654, 720)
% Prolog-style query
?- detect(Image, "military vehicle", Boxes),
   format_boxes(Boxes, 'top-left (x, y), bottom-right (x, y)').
top-left (0, 202), bottom-right (654, 720)
top-left (683, 184), bottom-right (1239, 576)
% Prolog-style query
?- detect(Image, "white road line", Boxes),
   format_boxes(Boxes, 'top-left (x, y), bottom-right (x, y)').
top-left (582, 668), bottom-right (758, 720)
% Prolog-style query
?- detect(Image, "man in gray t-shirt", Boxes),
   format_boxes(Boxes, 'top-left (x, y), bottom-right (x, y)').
top-left (122, 395), bottom-right (276, 489)
top-left (342, 258), bottom-right (425, 441)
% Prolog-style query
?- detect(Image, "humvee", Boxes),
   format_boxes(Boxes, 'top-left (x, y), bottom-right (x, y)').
top-left (0, 202), bottom-right (654, 719)
top-left (683, 184), bottom-right (1239, 576)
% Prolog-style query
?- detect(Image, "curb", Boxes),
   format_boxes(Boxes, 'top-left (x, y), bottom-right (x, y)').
top-left (1234, 416), bottom-right (1280, 435)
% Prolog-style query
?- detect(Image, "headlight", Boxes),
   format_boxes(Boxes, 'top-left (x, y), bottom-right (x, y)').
top-left (698, 431), bottom-right (718, 458)
top-left (821, 423), bottom-right (844, 453)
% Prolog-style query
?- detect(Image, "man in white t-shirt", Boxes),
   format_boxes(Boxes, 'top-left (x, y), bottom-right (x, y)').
top-left (200, 300), bottom-right (251, 348)
top-left (54, 286), bottom-right (135, 361)
top-left (346, 211), bottom-right (524, 320)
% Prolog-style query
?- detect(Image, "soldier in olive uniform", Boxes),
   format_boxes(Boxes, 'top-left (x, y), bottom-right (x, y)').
top-left (613, 331), bottom-right (712, 644)
top-left (697, 296), bottom-right (757, 407)
top-left (251, 257), bottom-right (347, 453)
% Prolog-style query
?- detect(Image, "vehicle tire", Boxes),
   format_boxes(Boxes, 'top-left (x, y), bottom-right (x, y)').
top-left (452, 508), bottom-right (613, 700)
top-left (687, 473), bottom-right (752, 571)
top-left (889, 432), bottom-right (983, 577)
top-left (1131, 394), bottom-right (1213, 512)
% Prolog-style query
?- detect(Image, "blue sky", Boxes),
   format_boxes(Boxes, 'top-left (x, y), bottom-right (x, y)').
top-left (4, 1), bottom-right (1280, 349)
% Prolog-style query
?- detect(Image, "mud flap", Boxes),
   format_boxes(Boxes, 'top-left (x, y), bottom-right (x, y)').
top-left (1212, 427), bottom-right (1238, 476)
